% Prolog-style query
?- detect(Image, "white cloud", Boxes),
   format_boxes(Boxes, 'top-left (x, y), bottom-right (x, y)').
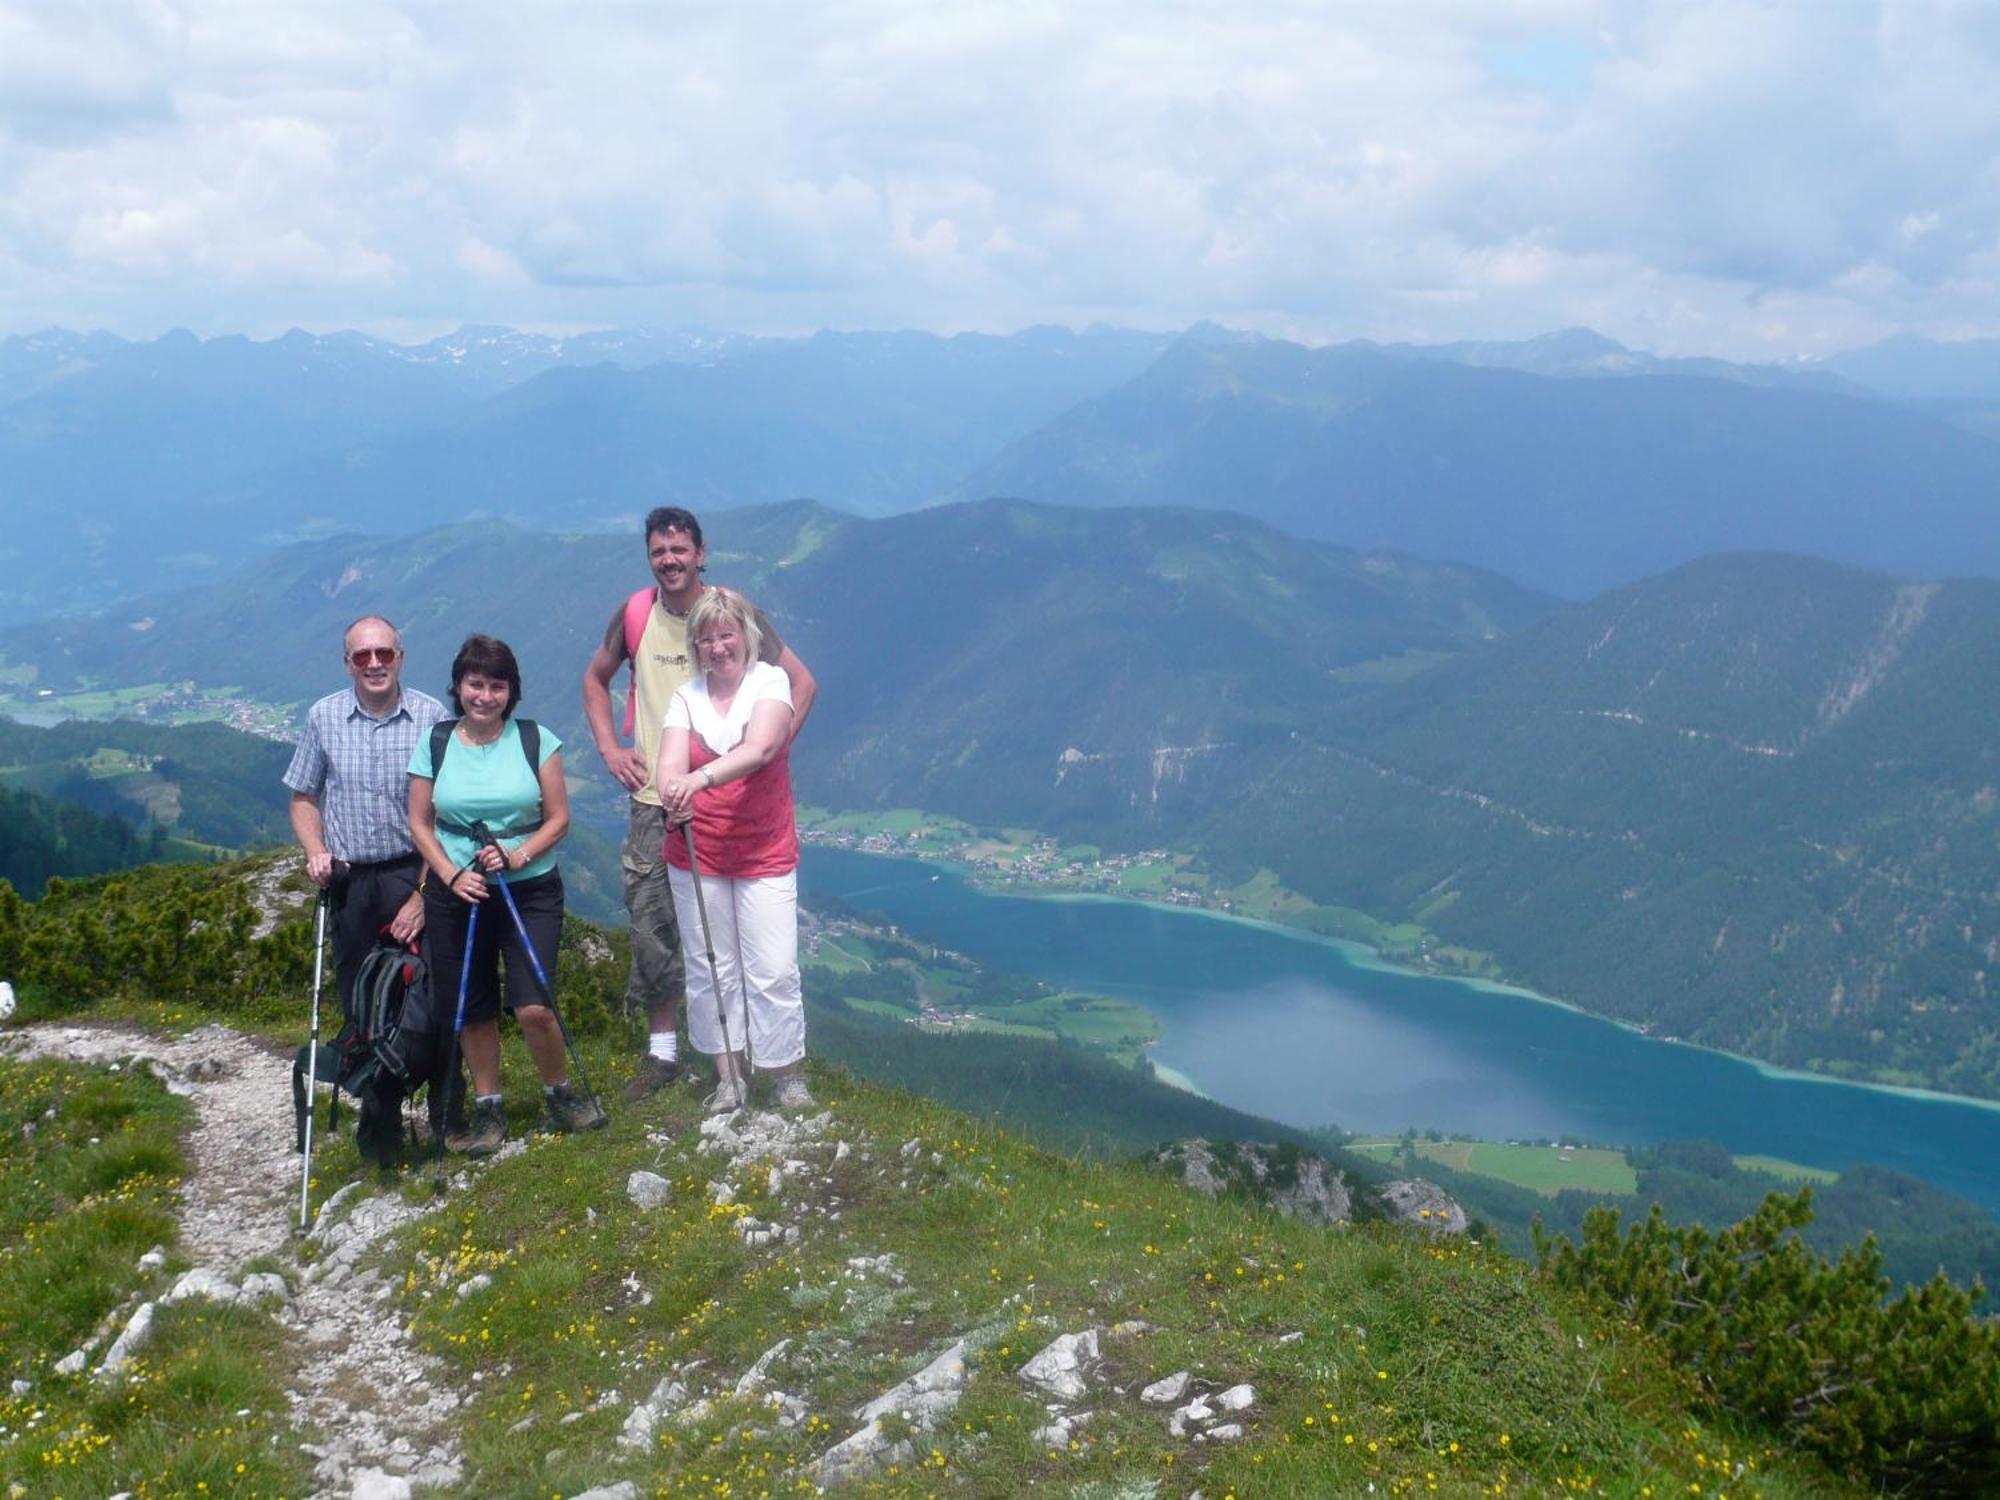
top-left (0, 0), bottom-right (1996, 356)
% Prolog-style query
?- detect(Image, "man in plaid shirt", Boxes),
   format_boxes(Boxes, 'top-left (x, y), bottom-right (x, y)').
top-left (283, 615), bottom-right (446, 1062)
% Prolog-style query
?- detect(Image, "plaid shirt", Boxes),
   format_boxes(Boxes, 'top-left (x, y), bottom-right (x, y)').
top-left (282, 687), bottom-right (446, 863)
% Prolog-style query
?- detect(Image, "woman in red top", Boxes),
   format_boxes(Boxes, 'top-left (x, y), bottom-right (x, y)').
top-left (655, 588), bottom-right (808, 1113)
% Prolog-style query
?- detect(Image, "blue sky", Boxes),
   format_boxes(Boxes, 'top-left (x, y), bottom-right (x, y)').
top-left (2, 1), bottom-right (1996, 359)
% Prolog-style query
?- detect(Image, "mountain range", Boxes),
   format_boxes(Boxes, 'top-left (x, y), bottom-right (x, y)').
top-left (10, 321), bottom-right (2000, 624)
top-left (956, 331), bottom-right (2000, 596)
top-left (0, 324), bottom-right (1170, 622)
top-left (4, 498), bottom-right (1996, 1099)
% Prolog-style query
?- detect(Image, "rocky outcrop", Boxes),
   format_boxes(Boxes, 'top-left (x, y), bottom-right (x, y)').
top-left (1380, 1178), bottom-right (1470, 1234)
top-left (1149, 1138), bottom-right (1354, 1226)
top-left (1149, 1137), bottom-right (1469, 1235)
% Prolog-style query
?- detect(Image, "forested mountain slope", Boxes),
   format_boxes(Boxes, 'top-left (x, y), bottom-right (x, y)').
top-left (1214, 555), bottom-right (2000, 1096)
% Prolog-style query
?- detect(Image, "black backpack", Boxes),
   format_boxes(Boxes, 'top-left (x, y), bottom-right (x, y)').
top-left (292, 938), bottom-right (448, 1155)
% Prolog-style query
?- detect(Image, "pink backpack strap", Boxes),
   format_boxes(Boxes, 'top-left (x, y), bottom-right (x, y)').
top-left (619, 587), bottom-right (655, 738)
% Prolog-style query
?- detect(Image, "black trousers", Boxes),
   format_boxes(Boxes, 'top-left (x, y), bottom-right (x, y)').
top-left (331, 855), bottom-right (423, 1021)
top-left (422, 868), bottom-right (566, 1028)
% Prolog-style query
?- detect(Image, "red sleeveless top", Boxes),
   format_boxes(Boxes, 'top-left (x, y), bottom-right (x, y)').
top-left (662, 728), bottom-right (798, 880)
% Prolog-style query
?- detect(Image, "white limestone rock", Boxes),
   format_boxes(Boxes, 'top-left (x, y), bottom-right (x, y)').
top-left (735, 1338), bottom-right (792, 1396)
top-left (348, 1469), bottom-right (412, 1500)
top-left (809, 1339), bottom-right (970, 1488)
top-left (627, 1170), bottom-right (672, 1209)
top-left (1380, 1178), bottom-right (1470, 1234)
top-left (165, 1267), bottom-right (240, 1305)
top-left (856, 1339), bottom-right (967, 1428)
top-left (1017, 1328), bottom-right (1102, 1402)
top-left (95, 1301), bottom-right (156, 1378)
top-left (618, 1375), bottom-right (690, 1451)
top-left (1141, 1371), bottom-right (1191, 1405)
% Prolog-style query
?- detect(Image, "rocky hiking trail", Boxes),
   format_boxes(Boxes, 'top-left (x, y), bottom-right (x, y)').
top-left (3, 1020), bottom-right (469, 1499)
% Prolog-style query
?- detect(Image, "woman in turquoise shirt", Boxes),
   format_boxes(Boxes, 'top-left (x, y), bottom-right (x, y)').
top-left (409, 634), bottom-right (604, 1154)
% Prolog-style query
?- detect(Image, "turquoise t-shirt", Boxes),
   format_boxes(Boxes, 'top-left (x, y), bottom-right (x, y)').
top-left (408, 719), bottom-right (563, 883)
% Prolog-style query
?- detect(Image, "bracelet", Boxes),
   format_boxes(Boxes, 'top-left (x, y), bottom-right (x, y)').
top-left (447, 867), bottom-right (466, 891)
top-left (701, 766), bottom-right (716, 789)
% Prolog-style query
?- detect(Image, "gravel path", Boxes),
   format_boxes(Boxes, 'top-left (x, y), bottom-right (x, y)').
top-left (3, 1021), bottom-right (468, 1498)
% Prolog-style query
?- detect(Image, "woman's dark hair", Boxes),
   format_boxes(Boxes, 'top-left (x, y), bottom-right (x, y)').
top-left (448, 634), bottom-right (522, 718)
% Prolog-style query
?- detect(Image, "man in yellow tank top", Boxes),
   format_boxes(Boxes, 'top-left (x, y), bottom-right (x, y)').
top-left (582, 506), bottom-right (817, 1100)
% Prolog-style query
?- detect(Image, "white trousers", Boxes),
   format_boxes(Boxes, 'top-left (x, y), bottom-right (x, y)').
top-left (667, 866), bottom-right (806, 1068)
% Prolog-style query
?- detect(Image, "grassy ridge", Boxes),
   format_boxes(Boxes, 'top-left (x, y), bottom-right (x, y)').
top-left (389, 1061), bottom-right (1851, 1498)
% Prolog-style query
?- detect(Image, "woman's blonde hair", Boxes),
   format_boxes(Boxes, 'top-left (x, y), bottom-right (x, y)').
top-left (685, 587), bottom-right (764, 675)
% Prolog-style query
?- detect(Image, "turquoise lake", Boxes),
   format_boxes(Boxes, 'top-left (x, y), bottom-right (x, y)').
top-left (803, 847), bottom-right (2000, 1216)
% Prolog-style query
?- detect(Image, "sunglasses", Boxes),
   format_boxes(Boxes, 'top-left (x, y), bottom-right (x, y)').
top-left (347, 647), bottom-right (399, 666)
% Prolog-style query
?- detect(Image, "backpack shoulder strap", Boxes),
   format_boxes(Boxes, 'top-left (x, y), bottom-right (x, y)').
top-left (620, 588), bottom-right (655, 738)
top-left (623, 587), bottom-right (655, 659)
top-left (429, 718), bottom-right (457, 779)
top-left (516, 718), bottom-right (541, 773)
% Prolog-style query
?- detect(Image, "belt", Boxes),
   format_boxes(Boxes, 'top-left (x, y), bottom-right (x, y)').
top-left (347, 852), bottom-right (422, 871)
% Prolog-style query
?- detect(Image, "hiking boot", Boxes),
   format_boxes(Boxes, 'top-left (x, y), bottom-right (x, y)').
top-left (427, 1070), bottom-right (469, 1142)
top-left (621, 1053), bottom-right (684, 1103)
top-left (356, 1100), bottom-right (405, 1170)
top-left (770, 1071), bottom-right (814, 1113)
top-left (704, 1074), bottom-right (747, 1115)
top-left (446, 1098), bottom-right (507, 1158)
top-left (546, 1083), bottom-right (609, 1133)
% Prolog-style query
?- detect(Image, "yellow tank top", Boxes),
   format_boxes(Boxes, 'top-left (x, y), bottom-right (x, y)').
top-left (629, 595), bottom-right (696, 806)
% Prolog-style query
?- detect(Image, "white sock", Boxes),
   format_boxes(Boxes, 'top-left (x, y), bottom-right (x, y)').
top-left (649, 1031), bottom-right (680, 1063)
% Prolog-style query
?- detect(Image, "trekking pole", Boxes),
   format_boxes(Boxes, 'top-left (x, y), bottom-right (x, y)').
top-left (298, 887), bottom-right (331, 1234)
top-left (469, 822), bottom-right (603, 1111)
top-left (435, 900), bottom-right (479, 1193)
top-left (682, 820), bottom-right (754, 1086)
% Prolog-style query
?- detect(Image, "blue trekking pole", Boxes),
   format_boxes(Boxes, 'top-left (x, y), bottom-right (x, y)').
top-left (470, 821), bottom-right (604, 1117)
top-left (434, 901), bottom-right (479, 1192)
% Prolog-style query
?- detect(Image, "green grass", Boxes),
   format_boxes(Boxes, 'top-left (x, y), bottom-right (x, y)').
top-left (0, 1056), bottom-right (308, 1499)
top-left (1732, 1154), bottom-right (1840, 1185)
top-left (912, 960), bottom-right (971, 1003)
top-left (802, 933), bottom-right (872, 974)
top-left (34, 682), bottom-right (171, 717)
top-left (1114, 861), bottom-right (1174, 893)
top-left (846, 996), bottom-right (917, 1020)
top-left (78, 748), bottom-right (155, 779)
top-left (965, 992), bottom-right (1160, 1067)
top-left (1351, 1138), bottom-right (1640, 1197)
top-left (372, 1063), bottom-right (1852, 1498)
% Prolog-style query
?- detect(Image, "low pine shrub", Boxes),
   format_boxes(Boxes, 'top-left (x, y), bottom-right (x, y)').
top-left (1537, 1188), bottom-right (2000, 1494)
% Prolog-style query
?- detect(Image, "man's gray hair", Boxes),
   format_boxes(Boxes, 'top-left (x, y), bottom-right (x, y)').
top-left (342, 615), bottom-right (403, 655)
